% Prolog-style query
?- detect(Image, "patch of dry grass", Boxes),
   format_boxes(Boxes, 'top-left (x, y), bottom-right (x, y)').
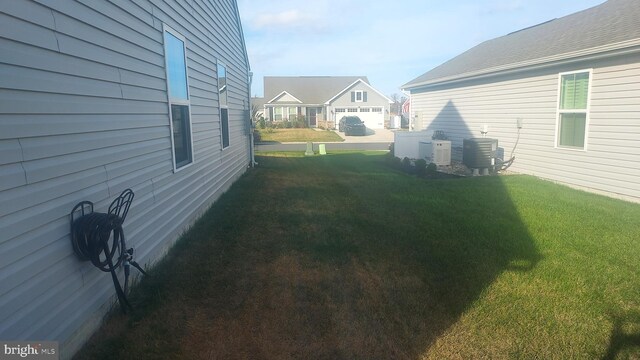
top-left (75, 152), bottom-right (640, 360)
top-left (257, 128), bottom-right (343, 143)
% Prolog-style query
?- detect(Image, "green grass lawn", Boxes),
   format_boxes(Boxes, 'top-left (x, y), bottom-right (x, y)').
top-left (257, 128), bottom-right (344, 143)
top-left (76, 152), bottom-right (640, 359)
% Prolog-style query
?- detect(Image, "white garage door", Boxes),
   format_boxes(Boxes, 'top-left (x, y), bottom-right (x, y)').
top-left (336, 107), bottom-right (384, 129)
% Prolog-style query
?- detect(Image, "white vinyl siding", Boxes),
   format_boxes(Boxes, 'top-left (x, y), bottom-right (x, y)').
top-left (409, 54), bottom-right (640, 202)
top-left (0, 0), bottom-right (251, 358)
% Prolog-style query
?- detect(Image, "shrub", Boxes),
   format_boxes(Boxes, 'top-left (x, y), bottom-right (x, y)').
top-left (402, 157), bottom-right (413, 173)
top-left (415, 159), bottom-right (427, 176)
top-left (426, 162), bottom-right (438, 177)
top-left (257, 117), bottom-right (266, 129)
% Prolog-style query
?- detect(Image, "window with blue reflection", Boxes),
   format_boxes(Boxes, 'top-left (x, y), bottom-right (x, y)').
top-left (165, 31), bottom-right (188, 100)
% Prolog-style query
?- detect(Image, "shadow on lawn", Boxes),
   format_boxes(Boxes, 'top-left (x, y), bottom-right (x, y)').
top-left (236, 152), bottom-right (543, 359)
top-left (603, 311), bottom-right (640, 360)
top-left (75, 151), bottom-right (543, 360)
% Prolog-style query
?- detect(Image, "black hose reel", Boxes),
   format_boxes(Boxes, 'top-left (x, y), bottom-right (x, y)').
top-left (70, 189), bottom-right (147, 313)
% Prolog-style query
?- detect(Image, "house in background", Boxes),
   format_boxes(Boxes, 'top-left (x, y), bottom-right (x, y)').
top-left (263, 76), bottom-right (392, 129)
top-left (402, 0), bottom-right (640, 203)
top-left (0, 0), bottom-right (251, 357)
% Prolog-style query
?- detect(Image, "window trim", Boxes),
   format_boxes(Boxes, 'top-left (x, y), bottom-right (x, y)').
top-left (163, 24), bottom-right (194, 172)
top-left (554, 69), bottom-right (592, 151)
top-left (354, 90), bottom-right (364, 102)
top-left (217, 60), bottom-right (230, 150)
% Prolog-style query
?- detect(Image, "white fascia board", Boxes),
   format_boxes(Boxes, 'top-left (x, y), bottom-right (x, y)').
top-left (266, 91), bottom-right (303, 104)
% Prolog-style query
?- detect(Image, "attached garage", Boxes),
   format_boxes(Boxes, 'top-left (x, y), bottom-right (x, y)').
top-left (335, 107), bottom-right (384, 129)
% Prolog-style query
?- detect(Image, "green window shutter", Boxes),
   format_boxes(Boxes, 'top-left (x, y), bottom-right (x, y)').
top-left (363, 91), bottom-right (368, 102)
top-left (351, 92), bottom-right (355, 102)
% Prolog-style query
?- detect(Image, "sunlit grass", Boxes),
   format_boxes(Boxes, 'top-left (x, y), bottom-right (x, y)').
top-left (257, 128), bottom-right (343, 143)
top-left (76, 152), bottom-right (640, 359)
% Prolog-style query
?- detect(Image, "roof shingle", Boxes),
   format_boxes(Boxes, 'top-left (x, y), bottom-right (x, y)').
top-left (403, 0), bottom-right (640, 89)
top-left (264, 76), bottom-right (369, 104)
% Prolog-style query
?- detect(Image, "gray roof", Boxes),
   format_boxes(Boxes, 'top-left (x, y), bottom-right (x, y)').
top-left (403, 0), bottom-right (640, 89)
top-left (251, 96), bottom-right (265, 108)
top-left (264, 76), bottom-right (369, 104)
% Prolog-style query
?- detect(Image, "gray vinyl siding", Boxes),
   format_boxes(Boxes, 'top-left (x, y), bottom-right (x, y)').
top-left (0, 0), bottom-right (250, 358)
top-left (409, 52), bottom-right (640, 202)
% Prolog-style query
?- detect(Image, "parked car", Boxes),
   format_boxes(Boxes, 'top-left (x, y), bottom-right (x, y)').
top-left (338, 116), bottom-right (347, 132)
top-left (340, 116), bottom-right (366, 136)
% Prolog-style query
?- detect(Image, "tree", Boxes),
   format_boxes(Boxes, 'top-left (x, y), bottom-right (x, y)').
top-left (389, 93), bottom-right (408, 116)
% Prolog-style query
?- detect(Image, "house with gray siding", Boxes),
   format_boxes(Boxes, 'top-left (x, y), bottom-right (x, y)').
top-left (402, 0), bottom-right (640, 203)
top-left (264, 76), bottom-right (392, 129)
top-left (0, 0), bottom-right (251, 357)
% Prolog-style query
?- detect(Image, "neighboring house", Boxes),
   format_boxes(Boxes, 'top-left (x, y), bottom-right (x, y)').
top-left (264, 76), bottom-right (392, 129)
top-left (0, 0), bottom-right (251, 358)
top-left (402, 0), bottom-right (640, 203)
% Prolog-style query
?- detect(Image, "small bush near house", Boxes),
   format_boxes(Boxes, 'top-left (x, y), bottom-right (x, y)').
top-left (415, 159), bottom-right (427, 176)
top-left (426, 162), bottom-right (437, 177)
top-left (257, 117), bottom-right (266, 129)
top-left (402, 157), bottom-right (413, 173)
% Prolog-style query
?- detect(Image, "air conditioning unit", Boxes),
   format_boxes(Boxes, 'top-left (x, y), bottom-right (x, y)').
top-left (419, 140), bottom-right (452, 166)
top-left (463, 138), bottom-right (498, 168)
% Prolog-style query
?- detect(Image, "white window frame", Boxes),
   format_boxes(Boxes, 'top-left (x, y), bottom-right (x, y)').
top-left (218, 60), bottom-right (230, 150)
top-left (554, 69), bottom-right (592, 151)
top-left (354, 90), bottom-right (364, 102)
top-left (163, 24), bottom-right (194, 172)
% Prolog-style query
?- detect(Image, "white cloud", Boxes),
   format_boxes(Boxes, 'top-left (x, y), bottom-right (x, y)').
top-left (239, 0), bottom-right (606, 96)
top-left (253, 10), bottom-right (308, 29)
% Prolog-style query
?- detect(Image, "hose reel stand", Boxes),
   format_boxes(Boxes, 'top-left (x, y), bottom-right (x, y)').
top-left (70, 189), bottom-right (147, 313)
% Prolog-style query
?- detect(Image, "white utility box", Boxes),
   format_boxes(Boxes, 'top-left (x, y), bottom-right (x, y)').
top-left (419, 140), bottom-right (452, 166)
top-left (394, 131), bottom-right (432, 159)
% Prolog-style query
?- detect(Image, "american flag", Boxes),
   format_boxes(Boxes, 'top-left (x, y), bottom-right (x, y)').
top-left (401, 98), bottom-right (410, 114)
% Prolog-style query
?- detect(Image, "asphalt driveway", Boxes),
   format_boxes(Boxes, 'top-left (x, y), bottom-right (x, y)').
top-left (334, 128), bottom-right (395, 143)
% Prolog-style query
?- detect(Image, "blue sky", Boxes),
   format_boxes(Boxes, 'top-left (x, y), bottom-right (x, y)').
top-left (237, 0), bottom-right (605, 98)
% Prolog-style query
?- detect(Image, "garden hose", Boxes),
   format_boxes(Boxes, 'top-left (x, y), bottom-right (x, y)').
top-left (70, 189), bottom-right (146, 313)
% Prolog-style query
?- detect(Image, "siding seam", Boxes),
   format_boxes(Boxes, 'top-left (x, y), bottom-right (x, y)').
top-left (150, 177), bottom-right (157, 203)
top-left (103, 165), bottom-right (113, 197)
top-left (117, 68), bottom-right (124, 98)
top-left (16, 138), bottom-right (28, 185)
top-left (49, 9), bottom-right (61, 52)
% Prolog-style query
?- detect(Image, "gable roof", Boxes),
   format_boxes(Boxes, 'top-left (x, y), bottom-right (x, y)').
top-left (325, 79), bottom-right (393, 104)
top-left (403, 0), bottom-right (640, 89)
top-left (264, 76), bottom-right (369, 104)
top-left (268, 91), bottom-right (302, 104)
